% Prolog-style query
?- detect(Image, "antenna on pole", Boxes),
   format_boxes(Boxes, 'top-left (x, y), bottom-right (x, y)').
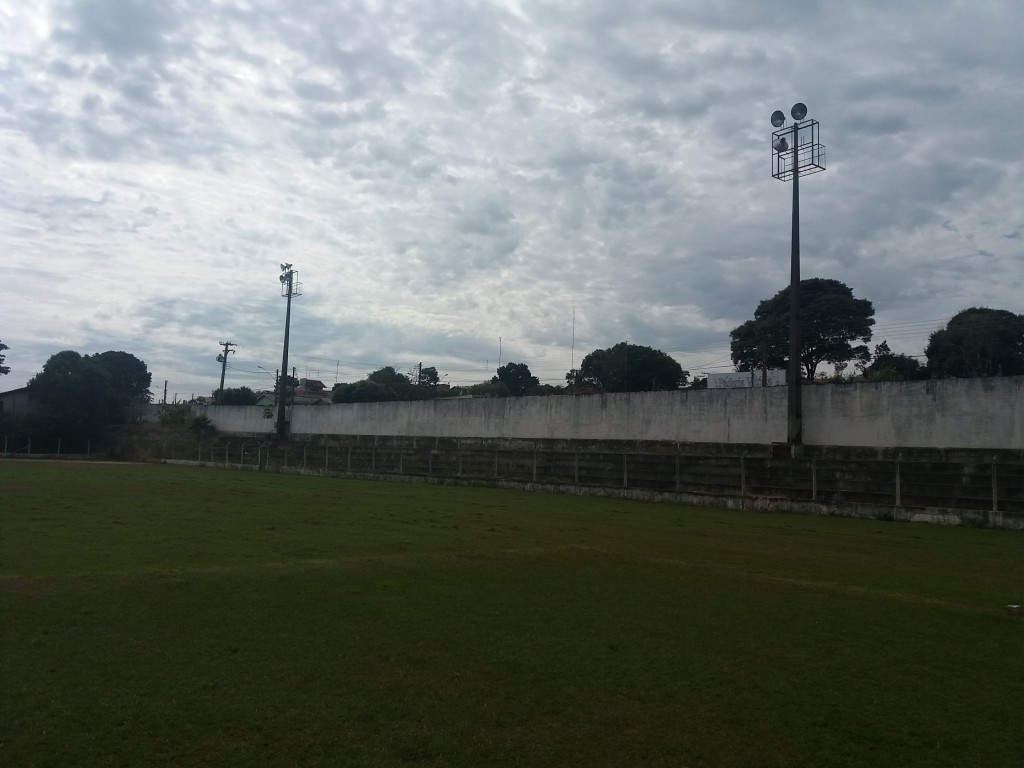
top-left (570, 304), bottom-right (576, 394)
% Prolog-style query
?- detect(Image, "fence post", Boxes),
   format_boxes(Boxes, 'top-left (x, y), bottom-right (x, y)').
top-left (992, 462), bottom-right (998, 514)
top-left (325, 445), bottom-right (329, 472)
top-left (740, 454), bottom-right (746, 498)
top-left (622, 452), bottom-right (628, 489)
top-left (894, 459), bottom-right (901, 507)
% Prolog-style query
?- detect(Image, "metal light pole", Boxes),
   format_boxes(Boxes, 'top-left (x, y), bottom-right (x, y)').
top-left (215, 340), bottom-right (236, 403)
top-left (276, 263), bottom-right (301, 440)
top-left (771, 103), bottom-right (825, 455)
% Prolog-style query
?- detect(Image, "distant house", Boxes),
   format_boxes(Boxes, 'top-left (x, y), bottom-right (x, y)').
top-left (254, 390), bottom-right (276, 408)
top-left (0, 386), bottom-right (36, 422)
top-left (293, 378), bottom-right (333, 405)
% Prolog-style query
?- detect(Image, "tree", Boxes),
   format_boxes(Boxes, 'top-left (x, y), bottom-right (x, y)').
top-left (215, 386), bottom-right (259, 405)
top-left (493, 362), bottom-right (539, 396)
top-left (0, 339), bottom-right (9, 376)
top-left (93, 350), bottom-right (152, 422)
top-left (925, 307), bottom-right (1024, 378)
top-left (568, 342), bottom-right (688, 392)
top-left (730, 278), bottom-right (874, 380)
top-left (862, 341), bottom-right (925, 382)
top-left (26, 350), bottom-right (152, 445)
top-left (27, 351), bottom-right (114, 443)
top-left (367, 366), bottom-right (411, 399)
top-left (415, 364), bottom-right (440, 388)
top-left (333, 379), bottom-right (389, 403)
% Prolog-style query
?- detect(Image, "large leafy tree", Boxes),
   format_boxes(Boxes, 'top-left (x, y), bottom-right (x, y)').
top-left (925, 307), bottom-right (1024, 377)
top-left (568, 342), bottom-right (687, 392)
top-left (26, 350), bottom-right (152, 443)
top-left (730, 278), bottom-right (874, 380)
top-left (93, 350), bottom-right (152, 422)
top-left (27, 351), bottom-right (113, 442)
top-left (493, 362), bottom-right (539, 396)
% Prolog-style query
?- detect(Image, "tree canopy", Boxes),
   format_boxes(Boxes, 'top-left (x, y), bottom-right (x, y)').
top-left (26, 349), bottom-right (151, 443)
top-left (0, 339), bottom-right (9, 376)
top-left (925, 307), bottom-right (1024, 378)
top-left (333, 365), bottom-right (446, 403)
top-left (862, 341), bottom-right (926, 382)
top-left (568, 342), bottom-right (687, 392)
top-left (730, 278), bottom-right (874, 380)
top-left (493, 362), bottom-right (539, 396)
top-left (215, 386), bottom-right (259, 405)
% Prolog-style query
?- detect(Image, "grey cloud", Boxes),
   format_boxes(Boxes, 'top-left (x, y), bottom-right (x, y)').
top-left (56, 0), bottom-right (180, 59)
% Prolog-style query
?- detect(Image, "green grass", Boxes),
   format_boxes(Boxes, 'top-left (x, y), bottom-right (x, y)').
top-left (1, 460), bottom-right (1021, 767)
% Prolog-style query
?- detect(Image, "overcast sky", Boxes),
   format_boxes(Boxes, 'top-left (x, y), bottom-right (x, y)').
top-left (2, 0), bottom-right (1021, 398)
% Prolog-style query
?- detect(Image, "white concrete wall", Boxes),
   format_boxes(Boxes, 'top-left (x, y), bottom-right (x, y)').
top-left (197, 376), bottom-right (1024, 450)
top-left (803, 377), bottom-right (1023, 449)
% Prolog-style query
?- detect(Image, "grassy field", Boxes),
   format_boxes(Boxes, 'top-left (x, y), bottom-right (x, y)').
top-left (1, 460), bottom-right (1021, 767)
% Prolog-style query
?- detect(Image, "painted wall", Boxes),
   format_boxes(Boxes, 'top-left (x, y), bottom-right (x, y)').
top-left (195, 376), bottom-right (1024, 450)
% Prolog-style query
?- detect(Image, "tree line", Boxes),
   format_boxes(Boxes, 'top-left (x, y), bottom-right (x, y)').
top-left (727, 278), bottom-right (1023, 382)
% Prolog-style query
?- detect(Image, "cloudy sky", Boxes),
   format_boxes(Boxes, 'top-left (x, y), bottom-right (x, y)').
top-left (2, 0), bottom-right (1021, 398)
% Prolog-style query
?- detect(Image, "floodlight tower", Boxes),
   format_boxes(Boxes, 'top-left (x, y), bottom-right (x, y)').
top-left (770, 103), bottom-right (825, 455)
top-left (215, 341), bottom-right (236, 403)
top-left (276, 263), bottom-right (302, 440)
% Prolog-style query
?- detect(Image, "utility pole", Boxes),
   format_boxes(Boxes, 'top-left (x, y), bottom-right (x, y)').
top-left (216, 341), bottom-right (237, 403)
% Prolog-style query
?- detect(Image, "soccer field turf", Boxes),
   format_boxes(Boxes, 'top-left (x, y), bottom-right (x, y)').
top-left (1, 460), bottom-right (1021, 767)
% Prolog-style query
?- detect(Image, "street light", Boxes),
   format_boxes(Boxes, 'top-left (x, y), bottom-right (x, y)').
top-left (256, 365), bottom-right (277, 402)
top-left (276, 263), bottom-right (302, 440)
top-left (771, 102), bottom-right (825, 455)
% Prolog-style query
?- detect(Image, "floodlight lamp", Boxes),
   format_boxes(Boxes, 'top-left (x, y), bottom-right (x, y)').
top-left (773, 137), bottom-right (789, 153)
top-left (279, 274), bottom-right (287, 284)
top-left (791, 102), bottom-right (807, 121)
top-left (771, 110), bottom-right (785, 127)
